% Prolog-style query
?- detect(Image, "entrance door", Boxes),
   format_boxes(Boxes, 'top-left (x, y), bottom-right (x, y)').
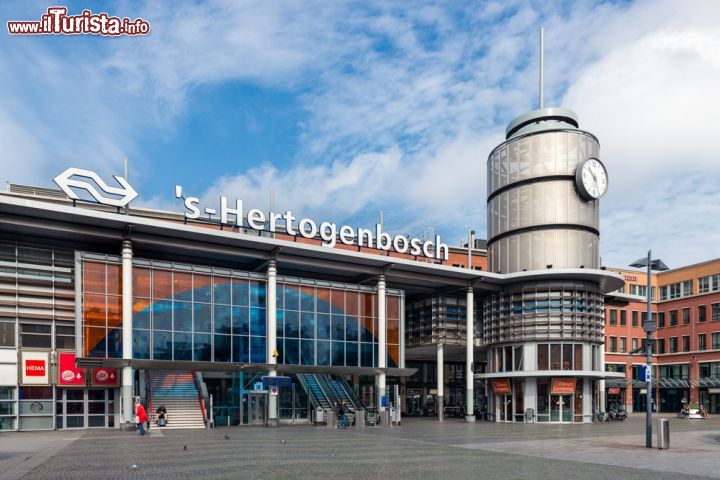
top-left (248, 393), bottom-right (266, 425)
top-left (550, 394), bottom-right (573, 422)
top-left (499, 394), bottom-right (513, 422)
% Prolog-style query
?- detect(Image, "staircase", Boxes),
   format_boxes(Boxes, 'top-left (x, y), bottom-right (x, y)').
top-left (148, 371), bottom-right (206, 429)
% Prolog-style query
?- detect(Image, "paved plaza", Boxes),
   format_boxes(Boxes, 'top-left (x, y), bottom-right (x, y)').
top-left (1, 414), bottom-right (719, 479)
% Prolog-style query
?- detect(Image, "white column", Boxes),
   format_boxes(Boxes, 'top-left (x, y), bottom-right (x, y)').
top-left (437, 343), bottom-right (444, 421)
top-left (266, 260), bottom-right (278, 427)
top-left (121, 239), bottom-right (133, 425)
top-left (377, 274), bottom-right (387, 420)
top-left (465, 286), bottom-right (475, 422)
top-left (599, 345), bottom-right (606, 412)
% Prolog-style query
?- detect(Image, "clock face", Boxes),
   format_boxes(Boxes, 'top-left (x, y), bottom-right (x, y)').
top-left (576, 158), bottom-right (608, 200)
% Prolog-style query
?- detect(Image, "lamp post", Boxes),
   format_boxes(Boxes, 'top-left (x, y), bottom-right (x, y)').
top-left (630, 250), bottom-right (669, 448)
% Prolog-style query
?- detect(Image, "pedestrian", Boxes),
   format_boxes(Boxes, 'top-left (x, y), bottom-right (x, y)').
top-left (699, 404), bottom-right (709, 420)
top-left (338, 401), bottom-right (347, 429)
top-left (134, 397), bottom-right (148, 436)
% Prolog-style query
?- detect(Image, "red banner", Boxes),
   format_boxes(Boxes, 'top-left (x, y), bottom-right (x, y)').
top-left (608, 387), bottom-right (621, 395)
top-left (492, 379), bottom-right (511, 394)
top-left (57, 352), bottom-right (85, 386)
top-left (551, 378), bottom-right (576, 394)
top-left (92, 368), bottom-right (119, 387)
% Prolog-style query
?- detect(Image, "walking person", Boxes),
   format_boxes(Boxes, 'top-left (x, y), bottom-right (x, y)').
top-left (134, 397), bottom-right (148, 436)
top-left (338, 401), bottom-right (347, 429)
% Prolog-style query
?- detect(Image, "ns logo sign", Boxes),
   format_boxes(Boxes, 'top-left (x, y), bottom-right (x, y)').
top-left (53, 167), bottom-right (138, 208)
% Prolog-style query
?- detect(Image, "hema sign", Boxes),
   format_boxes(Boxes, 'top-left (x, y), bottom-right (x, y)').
top-left (175, 186), bottom-right (449, 260)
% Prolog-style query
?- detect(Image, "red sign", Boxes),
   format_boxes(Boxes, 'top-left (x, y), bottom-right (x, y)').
top-left (57, 353), bottom-right (85, 386)
top-left (608, 388), bottom-right (621, 395)
top-left (92, 368), bottom-right (119, 387)
top-left (492, 379), bottom-right (511, 394)
top-left (551, 378), bottom-right (576, 394)
top-left (25, 360), bottom-right (46, 376)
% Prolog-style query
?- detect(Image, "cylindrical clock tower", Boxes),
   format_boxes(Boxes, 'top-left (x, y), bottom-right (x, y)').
top-left (481, 107), bottom-right (618, 423)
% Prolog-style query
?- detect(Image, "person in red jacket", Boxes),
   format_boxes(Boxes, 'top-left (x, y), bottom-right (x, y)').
top-left (134, 398), bottom-right (148, 436)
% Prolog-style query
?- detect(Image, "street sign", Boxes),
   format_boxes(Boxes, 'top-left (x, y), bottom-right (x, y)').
top-left (639, 365), bottom-right (652, 382)
top-left (262, 375), bottom-right (292, 388)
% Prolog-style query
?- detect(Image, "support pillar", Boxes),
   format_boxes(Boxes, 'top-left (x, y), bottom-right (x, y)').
top-left (465, 286), bottom-right (475, 422)
top-left (121, 239), bottom-right (134, 426)
top-left (267, 260), bottom-right (278, 427)
top-left (377, 274), bottom-right (387, 424)
top-left (437, 343), bottom-right (444, 421)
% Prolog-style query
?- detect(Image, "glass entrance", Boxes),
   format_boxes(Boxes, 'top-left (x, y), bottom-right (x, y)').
top-left (498, 394), bottom-right (513, 422)
top-left (550, 394), bottom-right (573, 422)
top-left (248, 393), bottom-right (266, 425)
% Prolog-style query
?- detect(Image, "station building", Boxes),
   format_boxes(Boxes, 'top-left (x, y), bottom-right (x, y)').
top-left (2, 100), bottom-right (714, 431)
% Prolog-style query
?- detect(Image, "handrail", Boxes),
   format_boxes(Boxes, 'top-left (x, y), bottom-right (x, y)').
top-left (297, 374), bottom-right (330, 411)
top-left (337, 376), bottom-right (365, 411)
top-left (192, 371), bottom-right (208, 427)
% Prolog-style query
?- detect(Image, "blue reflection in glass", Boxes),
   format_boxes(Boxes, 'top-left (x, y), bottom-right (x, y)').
top-left (214, 334), bottom-right (231, 362)
top-left (317, 340), bottom-right (330, 366)
top-left (250, 336), bottom-right (266, 363)
top-left (108, 328), bottom-right (122, 358)
top-left (174, 332), bottom-right (192, 360)
top-left (249, 282), bottom-right (266, 307)
top-left (153, 331), bottom-right (172, 360)
top-left (332, 341), bottom-right (344, 366)
top-left (214, 281), bottom-right (231, 305)
top-left (276, 310), bottom-right (284, 338)
top-left (284, 285), bottom-right (299, 311)
top-left (194, 303), bottom-right (211, 333)
top-left (250, 308), bottom-right (266, 336)
top-left (284, 311), bottom-right (299, 338)
top-left (133, 329), bottom-right (150, 359)
top-left (301, 312), bottom-right (314, 338)
top-left (284, 338), bottom-right (299, 365)
top-left (154, 300), bottom-right (172, 330)
top-left (214, 305), bottom-right (231, 334)
top-left (174, 301), bottom-right (192, 332)
top-left (300, 290), bottom-right (314, 312)
top-left (233, 335), bottom-right (248, 363)
top-left (332, 315), bottom-right (344, 341)
top-left (134, 307), bottom-right (150, 329)
top-left (361, 343), bottom-right (373, 367)
top-left (301, 340), bottom-right (314, 365)
top-left (346, 342), bottom-right (358, 367)
top-left (232, 280), bottom-right (249, 306)
top-left (317, 314), bottom-right (330, 339)
top-left (346, 316), bottom-right (358, 342)
top-left (232, 306), bottom-right (249, 335)
top-left (193, 333), bottom-right (211, 361)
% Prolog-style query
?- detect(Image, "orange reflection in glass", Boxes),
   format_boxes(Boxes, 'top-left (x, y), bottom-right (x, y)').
top-left (84, 326), bottom-right (106, 357)
top-left (387, 319), bottom-right (399, 344)
top-left (346, 291), bottom-right (358, 315)
top-left (83, 262), bottom-right (105, 294)
top-left (106, 263), bottom-right (122, 296)
top-left (387, 296), bottom-right (399, 319)
top-left (330, 289), bottom-right (344, 313)
top-left (194, 274), bottom-right (212, 297)
top-left (107, 295), bottom-right (122, 328)
top-left (316, 288), bottom-right (330, 309)
top-left (387, 344), bottom-right (399, 367)
top-left (153, 270), bottom-right (172, 299)
top-left (360, 292), bottom-right (374, 317)
top-left (360, 316), bottom-right (374, 339)
top-left (133, 268), bottom-right (151, 298)
top-left (133, 298), bottom-right (150, 313)
top-left (173, 271), bottom-right (192, 300)
top-left (83, 294), bottom-right (106, 326)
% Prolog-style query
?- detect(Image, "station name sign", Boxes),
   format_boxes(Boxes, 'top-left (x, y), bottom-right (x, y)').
top-left (175, 186), bottom-right (449, 260)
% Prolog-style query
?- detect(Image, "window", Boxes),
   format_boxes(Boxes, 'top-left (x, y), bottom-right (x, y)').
top-left (609, 336), bottom-right (617, 353)
top-left (632, 338), bottom-right (638, 350)
top-left (659, 364), bottom-right (689, 379)
top-left (657, 312), bottom-right (665, 328)
top-left (0, 321), bottom-right (15, 347)
top-left (657, 338), bottom-right (665, 354)
top-left (699, 276), bottom-right (711, 294)
top-left (698, 334), bottom-right (706, 351)
top-left (713, 332), bottom-right (720, 350)
top-left (699, 362), bottom-right (720, 377)
top-left (620, 337), bottom-right (626, 353)
top-left (682, 335), bottom-right (690, 352)
top-left (55, 324), bottom-right (75, 350)
top-left (609, 309), bottom-right (617, 325)
top-left (682, 280), bottom-right (693, 296)
top-left (632, 311), bottom-right (638, 327)
top-left (661, 283), bottom-right (683, 300)
top-left (669, 337), bottom-right (678, 353)
top-left (669, 310), bottom-right (678, 326)
top-left (20, 323), bottom-right (51, 348)
top-left (713, 303), bottom-right (720, 322)
top-left (630, 284), bottom-right (654, 300)
top-left (699, 305), bottom-right (707, 323)
top-left (682, 308), bottom-right (690, 325)
top-left (620, 310), bottom-right (627, 326)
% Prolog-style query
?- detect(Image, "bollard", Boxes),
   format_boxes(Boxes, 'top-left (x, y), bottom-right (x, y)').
top-left (657, 418), bottom-right (670, 450)
top-left (355, 410), bottom-right (365, 429)
top-left (326, 410), bottom-right (336, 428)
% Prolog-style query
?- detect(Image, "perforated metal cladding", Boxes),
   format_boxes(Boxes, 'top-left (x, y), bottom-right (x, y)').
top-left (487, 130), bottom-right (601, 273)
top-left (483, 282), bottom-right (605, 346)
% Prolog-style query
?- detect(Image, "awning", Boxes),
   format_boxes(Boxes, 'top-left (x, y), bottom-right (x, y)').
top-left (75, 357), bottom-right (417, 377)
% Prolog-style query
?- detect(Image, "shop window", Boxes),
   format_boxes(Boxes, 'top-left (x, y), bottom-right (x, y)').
top-left (0, 386), bottom-right (15, 431)
top-left (0, 321), bottom-right (15, 347)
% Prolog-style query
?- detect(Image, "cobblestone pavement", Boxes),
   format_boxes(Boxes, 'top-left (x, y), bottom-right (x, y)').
top-left (7, 414), bottom-right (720, 480)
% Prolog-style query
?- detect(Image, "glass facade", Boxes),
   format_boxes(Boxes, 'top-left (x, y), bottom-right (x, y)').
top-left (82, 256), bottom-right (402, 368)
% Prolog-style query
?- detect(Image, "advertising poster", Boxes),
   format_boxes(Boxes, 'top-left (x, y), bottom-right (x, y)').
top-left (551, 378), bottom-right (576, 394)
top-left (492, 379), bottom-right (511, 394)
top-left (91, 368), bottom-right (119, 387)
top-left (57, 352), bottom-right (85, 387)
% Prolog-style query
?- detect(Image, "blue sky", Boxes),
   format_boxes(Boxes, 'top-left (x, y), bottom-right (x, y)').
top-left (1, 0), bottom-right (719, 269)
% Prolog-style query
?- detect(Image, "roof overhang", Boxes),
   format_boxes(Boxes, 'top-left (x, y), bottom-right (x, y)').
top-left (475, 370), bottom-right (626, 380)
top-left (75, 357), bottom-right (417, 377)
